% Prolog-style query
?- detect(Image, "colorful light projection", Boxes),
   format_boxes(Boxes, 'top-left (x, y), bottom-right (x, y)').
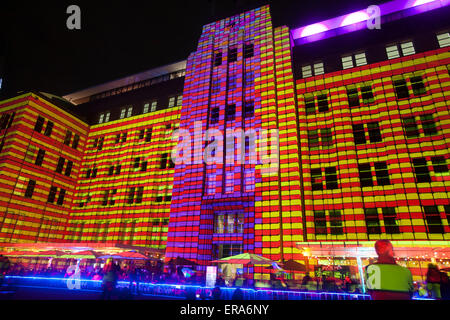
top-left (291, 0), bottom-right (449, 44)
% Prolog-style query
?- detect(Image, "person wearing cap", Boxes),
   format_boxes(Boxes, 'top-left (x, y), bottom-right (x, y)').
top-left (364, 240), bottom-right (414, 300)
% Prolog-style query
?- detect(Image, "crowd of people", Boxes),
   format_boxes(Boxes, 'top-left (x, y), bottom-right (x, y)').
top-left (0, 240), bottom-right (449, 300)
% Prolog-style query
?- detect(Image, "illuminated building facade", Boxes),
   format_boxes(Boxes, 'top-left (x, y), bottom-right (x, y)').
top-left (0, 0), bottom-right (449, 281)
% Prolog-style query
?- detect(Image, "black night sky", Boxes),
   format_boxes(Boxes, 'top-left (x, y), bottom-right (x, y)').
top-left (1, 0), bottom-right (387, 98)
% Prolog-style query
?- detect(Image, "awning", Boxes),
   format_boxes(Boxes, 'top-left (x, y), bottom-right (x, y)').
top-left (296, 241), bottom-right (450, 259)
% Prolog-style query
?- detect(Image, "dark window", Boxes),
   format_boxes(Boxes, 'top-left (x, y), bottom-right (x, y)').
top-left (214, 51), bottom-right (222, 67)
top-left (34, 116), bottom-right (45, 133)
top-left (134, 157), bottom-right (140, 169)
top-left (108, 166), bottom-right (114, 176)
top-left (136, 187), bottom-right (144, 203)
top-left (121, 132), bottom-right (127, 143)
top-left (311, 168), bottom-right (322, 191)
top-left (374, 161), bottom-right (390, 185)
top-left (358, 163), bottom-right (373, 187)
top-left (325, 167), bottom-right (338, 189)
top-left (431, 156), bottom-right (448, 173)
top-left (98, 137), bottom-right (104, 150)
top-left (127, 187), bottom-right (135, 204)
top-left (109, 190), bottom-right (117, 205)
top-left (308, 130), bottom-right (319, 150)
top-left (55, 157), bottom-right (65, 174)
top-left (141, 160), bottom-right (148, 172)
top-left (102, 190), bottom-right (109, 206)
top-left (244, 42), bottom-right (254, 59)
top-left (412, 157), bottom-right (431, 183)
top-left (0, 113), bottom-right (10, 130)
top-left (402, 116), bottom-right (420, 138)
top-left (244, 101), bottom-right (254, 118)
top-left (393, 78), bottom-right (409, 99)
top-left (44, 121), bottom-right (54, 137)
top-left (86, 168), bottom-right (92, 178)
top-left (228, 47), bottom-right (237, 63)
top-left (423, 206), bottom-right (444, 233)
top-left (35, 149), bottom-right (45, 166)
top-left (421, 114), bottom-right (438, 136)
top-left (210, 107), bottom-right (219, 124)
top-left (115, 134), bottom-right (121, 144)
top-left (361, 85), bottom-right (375, 104)
top-left (352, 124), bottom-right (366, 145)
top-left (93, 138), bottom-right (98, 148)
top-left (317, 94), bottom-right (329, 112)
top-left (365, 208), bottom-right (381, 234)
top-left (382, 207), bottom-right (400, 234)
top-left (168, 156), bottom-right (175, 169)
top-left (47, 186), bottom-right (57, 204)
top-left (115, 164), bottom-right (121, 175)
top-left (7, 112), bottom-right (15, 129)
top-left (64, 130), bottom-right (72, 145)
top-left (329, 210), bottom-right (343, 235)
top-left (305, 94), bottom-right (315, 115)
top-left (314, 211), bottom-right (327, 235)
top-left (145, 128), bottom-right (152, 142)
top-left (226, 104), bottom-right (236, 121)
top-left (57, 189), bottom-right (66, 206)
top-left (411, 76), bottom-right (426, 96)
top-left (156, 195), bottom-right (163, 203)
top-left (347, 87), bottom-right (359, 107)
top-left (65, 161), bottom-right (73, 177)
top-left (165, 195), bottom-right (172, 202)
top-left (160, 154), bottom-right (168, 169)
top-left (367, 122), bottom-right (382, 143)
top-left (445, 205), bottom-right (450, 225)
top-left (92, 168), bottom-right (97, 178)
top-left (24, 180), bottom-right (36, 198)
top-left (138, 130), bottom-right (145, 140)
top-left (72, 134), bottom-right (80, 149)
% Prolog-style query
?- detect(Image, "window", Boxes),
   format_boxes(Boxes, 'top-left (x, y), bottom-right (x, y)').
top-left (115, 134), bottom-right (121, 144)
top-left (24, 180), bottom-right (36, 198)
top-left (365, 208), bottom-right (381, 234)
top-left (47, 186), bottom-right (57, 204)
top-left (176, 95), bottom-right (183, 106)
top-left (99, 112), bottom-right (110, 123)
top-left (65, 160), bottom-right (73, 177)
top-left (420, 114), bottom-right (438, 136)
top-left (374, 161), bottom-right (390, 185)
top-left (151, 101), bottom-right (157, 112)
top-left (34, 116), bottom-right (45, 133)
top-left (437, 32), bottom-right (450, 48)
top-left (0, 113), bottom-right (10, 130)
top-left (244, 101), bottom-right (254, 118)
top-left (120, 108), bottom-right (126, 119)
top-left (308, 130), bottom-right (319, 150)
top-left (311, 168), bottom-right (323, 191)
top-left (121, 132), bottom-right (127, 143)
top-left (423, 206), bottom-right (444, 233)
top-left (143, 103), bottom-right (150, 114)
top-left (126, 106), bottom-right (133, 117)
top-left (329, 210), bottom-right (343, 235)
top-left (226, 104), bottom-right (236, 121)
top-left (305, 62), bottom-right (324, 78)
top-left (72, 134), bottom-right (80, 149)
top-left (228, 47), bottom-right (237, 63)
top-left (228, 74), bottom-right (237, 90)
top-left (367, 122), bottom-right (382, 143)
top-left (214, 213), bottom-right (244, 234)
top-left (168, 97), bottom-right (176, 108)
top-left (358, 163), bottom-right (373, 187)
top-left (115, 164), bottom-right (121, 175)
top-left (342, 52), bottom-right (367, 69)
top-left (325, 167), bottom-right (338, 189)
top-left (168, 156), bottom-right (175, 169)
top-left (135, 187), bottom-right (144, 203)
top-left (431, 156), bottom-right (448, 173)
top-left (57, 189), bottom-right (66, 206)
top-left (92, 167), bottom-right (97, 178)
top-left (134, 157), bottom-right (140, 169)
top-left (141, 160), bottom-right (148, 172)
top-left (352, 124), bottom-right (366, 145)
top-left (35, 149), bottom-right (45, 166)
top-left (402, 116), bottom-right (420, 138)
top-left (361, 85), bottom-right (375, 104)
top-left (314, 211), bottom-right (327, 235)
top-left (400, 41), bottom-right (415, 56)
top-left (347, 86), bottom-right (359, 107)
top-left (160, 153), bottom-right (168, 169)
top-left (321, 128), bottom-right (333, 148)
top-left (108, 165), bottom-right (114, 176)
top-left (243, 42), bottom-right (254, 59)
top-left (410, 76), bottom-right (426, 96)
top-left (412, 157), bottom-right (431, 183)
top-left (210, 107), bottom-right (219, 124)
top-left (245, 71), bottom-right (254, 86)
top-left (304, 94), bottom-right (315, 115)
top-left (386, 44), bottom-right (400, 59)
top-left (127, 187), bottom-right (135, 204)
top-left (64, 130), bottom-right (72, 145)
top-left (214, 50), bottom-right (222, 66)
top-left (44, 121), bottom-right (54, 137)
top-left (382, 207), bottom-right (400, 234)
top-left (317, 93), bottom-right (328, 112)
top-left (393, 76), bottom-right (409, 99)
top-left (56, 157), bottom-right (65, 174)
top-left (212, 78), bottom-right (220, 93)
top-left (145, 128), bottom-right (152, 142)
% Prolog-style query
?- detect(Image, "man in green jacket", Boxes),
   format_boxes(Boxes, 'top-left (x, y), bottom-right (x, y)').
top-left (364, 240), bottom-right (414, 300)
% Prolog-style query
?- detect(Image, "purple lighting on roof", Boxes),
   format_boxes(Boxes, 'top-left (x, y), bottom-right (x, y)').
top-left (300, 23), bottom-right (329, 37)
top-left (340, 11), bottom-right (369, 27)
top-left (291, 0), bottom-right (450, 43)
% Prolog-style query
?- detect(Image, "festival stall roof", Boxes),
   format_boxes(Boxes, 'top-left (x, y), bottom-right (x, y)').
top-left (0, 242), bottom-right (164, 256)
top-left (296, 241), bottom-right (450, 259)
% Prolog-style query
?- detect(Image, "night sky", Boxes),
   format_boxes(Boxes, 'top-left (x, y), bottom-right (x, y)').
top-left (2, 0), bottom-right (387, 98)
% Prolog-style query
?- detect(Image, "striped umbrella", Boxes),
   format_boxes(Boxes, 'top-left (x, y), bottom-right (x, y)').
top-left (211, 253), bottom-right (275, 265)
